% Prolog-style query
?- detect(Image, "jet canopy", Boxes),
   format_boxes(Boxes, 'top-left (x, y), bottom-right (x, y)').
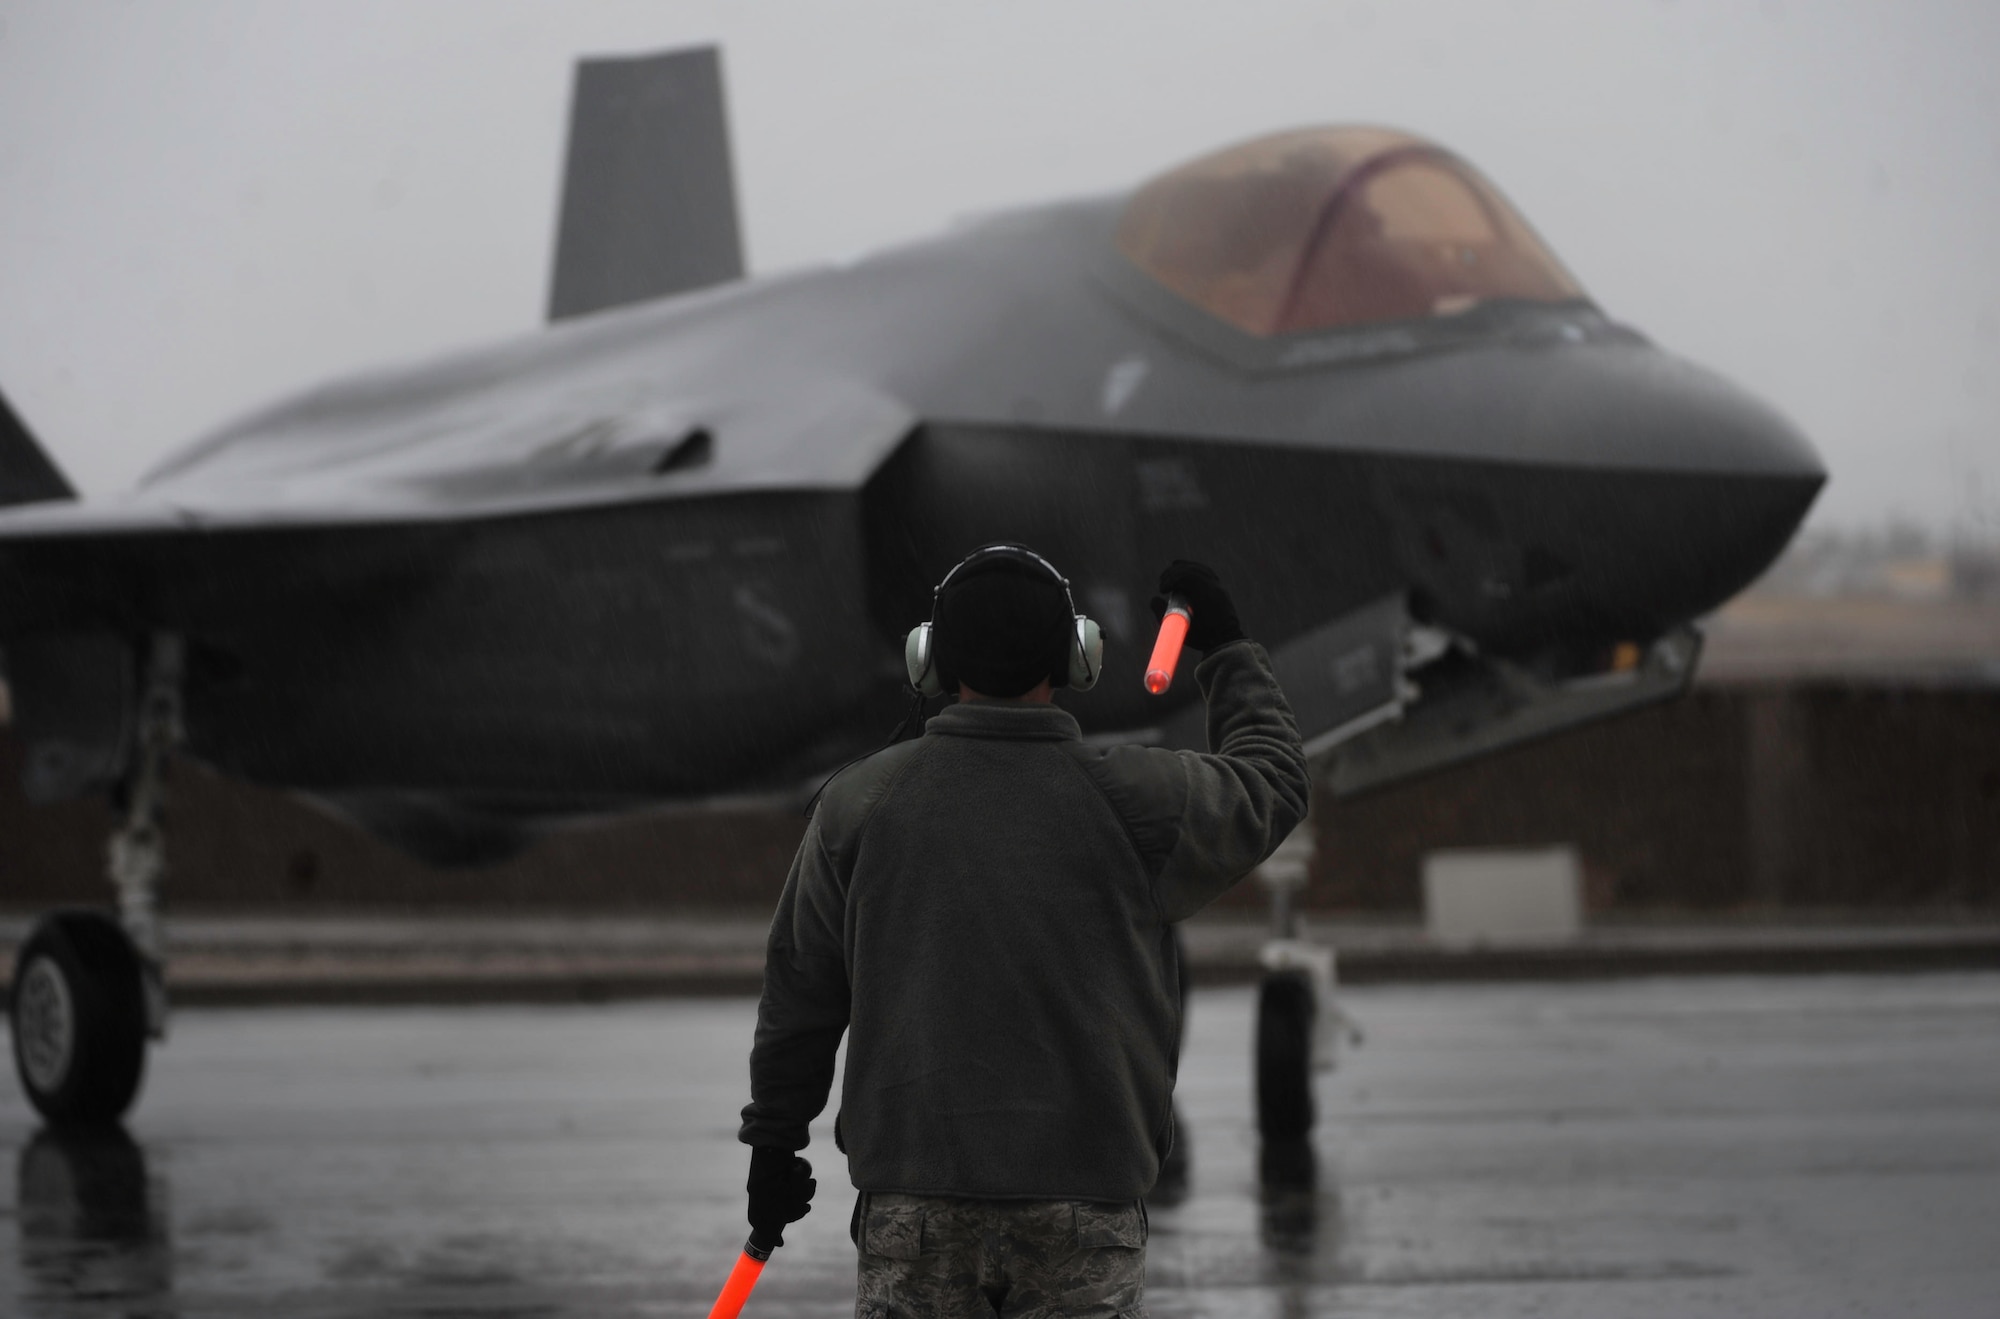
top-left (1116, 127), bottom-right (1585, 338)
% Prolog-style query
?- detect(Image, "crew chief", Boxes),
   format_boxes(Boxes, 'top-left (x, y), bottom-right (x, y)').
top-left (736, 547), bottom-right (1308, 1316)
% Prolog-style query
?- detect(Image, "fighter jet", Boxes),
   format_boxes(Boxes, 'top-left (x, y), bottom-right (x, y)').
top-left (2, 47), bottom-right (1822, 1125)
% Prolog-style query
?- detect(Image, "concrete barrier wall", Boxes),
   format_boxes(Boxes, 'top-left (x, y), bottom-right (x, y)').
top-left (1, 682), bottom-right (1995, 912)
top-left (0, 734), bottom-right (807, 911)
top-left (1282, 684), bottom-right (2000, 911)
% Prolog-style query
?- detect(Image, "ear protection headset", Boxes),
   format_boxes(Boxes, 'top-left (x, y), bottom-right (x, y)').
top-left (904, 543), bottom-right (1104, 698)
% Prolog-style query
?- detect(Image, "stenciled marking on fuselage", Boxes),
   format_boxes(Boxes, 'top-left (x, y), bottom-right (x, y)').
top-left (733, 585), bottom-right (799, 667)
top-left (1135, 457), bottom-right (1208, 512)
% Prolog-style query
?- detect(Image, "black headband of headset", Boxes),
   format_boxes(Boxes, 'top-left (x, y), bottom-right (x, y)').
top-left (932, 542), bottom-right (1076, 612)
top-left (927, 542), bottom-right (1079, 694)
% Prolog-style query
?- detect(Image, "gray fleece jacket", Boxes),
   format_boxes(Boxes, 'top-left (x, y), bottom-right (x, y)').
top-left (738, 639), bottom-right (1309, 1202)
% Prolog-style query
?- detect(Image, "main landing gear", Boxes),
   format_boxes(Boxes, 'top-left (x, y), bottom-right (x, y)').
top-left (10, 636), bottom-right (181, 1126)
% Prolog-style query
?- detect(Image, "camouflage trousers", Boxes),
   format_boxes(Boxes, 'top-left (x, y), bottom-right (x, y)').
top-left (852, 1191), bottom-right (1148, 1318)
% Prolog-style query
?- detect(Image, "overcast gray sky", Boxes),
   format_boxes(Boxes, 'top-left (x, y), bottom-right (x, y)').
top-left (1, 0), bottom-right (1994, 534)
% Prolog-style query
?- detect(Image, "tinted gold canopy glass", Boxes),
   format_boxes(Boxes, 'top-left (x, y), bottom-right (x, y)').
top-left (1117, 127), bottom-right (1585, 337)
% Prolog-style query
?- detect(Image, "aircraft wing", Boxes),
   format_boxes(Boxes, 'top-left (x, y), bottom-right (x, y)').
top-left (0, 367), bottom-right (914, 539)
top-left (0, 347), bottom-right (914, 656)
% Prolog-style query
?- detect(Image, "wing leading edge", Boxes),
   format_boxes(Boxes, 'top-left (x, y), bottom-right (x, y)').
top-left (0, 372), bottom-right (914, 540)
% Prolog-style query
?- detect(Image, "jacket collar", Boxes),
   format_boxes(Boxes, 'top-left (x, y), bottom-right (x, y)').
top-left (925, 700), bottom-right (1082, 742)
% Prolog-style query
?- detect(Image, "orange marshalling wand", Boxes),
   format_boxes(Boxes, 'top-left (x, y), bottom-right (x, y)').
top-left (1145, 595), bottom-right (1191, 694)
top-left (707, 1236), bottom-right (773, 1319)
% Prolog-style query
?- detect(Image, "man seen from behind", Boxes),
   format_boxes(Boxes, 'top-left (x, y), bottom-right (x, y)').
top-left (737, 546), bottom-right (1309, 1317)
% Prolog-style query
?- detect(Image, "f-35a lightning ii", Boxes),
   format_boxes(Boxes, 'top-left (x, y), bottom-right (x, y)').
top-left (1, 47), bottom-right (1822, 1124)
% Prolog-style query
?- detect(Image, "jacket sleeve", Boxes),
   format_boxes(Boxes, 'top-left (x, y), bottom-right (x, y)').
top-left (1155, 639), bottom-right (1311, 921)
top-left (738, 817), bottom-right (851, 1151)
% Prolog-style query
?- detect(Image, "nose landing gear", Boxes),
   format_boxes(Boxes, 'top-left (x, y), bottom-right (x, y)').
top-left (1254, 814), bottom-right (1362, 1179)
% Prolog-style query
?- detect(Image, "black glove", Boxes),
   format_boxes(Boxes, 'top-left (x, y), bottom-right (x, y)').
top-left (1150, 559), bottom-right (1246, 653)
top-left (746, 1145), bottom-right (816, 1249)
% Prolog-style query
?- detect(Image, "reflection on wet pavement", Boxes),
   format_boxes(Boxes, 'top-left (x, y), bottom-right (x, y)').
top-left (17, 1125), bottom-right (172, 1310)
top-left (1256, 1136), bottom-right (1322, 1255)
top-left (1, 975), bottom-right (1997, 1316)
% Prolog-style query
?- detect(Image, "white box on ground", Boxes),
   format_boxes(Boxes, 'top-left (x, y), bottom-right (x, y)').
top-left (1423, 847), bottom-right (1583, 948)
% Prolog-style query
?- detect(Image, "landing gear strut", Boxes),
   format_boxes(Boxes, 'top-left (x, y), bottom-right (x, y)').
top-left (9, 635), bottom-right (181, 1126)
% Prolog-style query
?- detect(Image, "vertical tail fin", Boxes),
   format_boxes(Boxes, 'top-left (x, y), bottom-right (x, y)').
top-left (0, 388), bottom-right (76, 507)
top-left (546, 45), bottom-right (745, 322)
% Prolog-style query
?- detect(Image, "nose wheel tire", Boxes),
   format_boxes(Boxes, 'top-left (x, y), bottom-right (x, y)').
top-left (1255, 969), bottom-right (1316, 1142)
top-left (9, 912), bottom-right (148, 1127)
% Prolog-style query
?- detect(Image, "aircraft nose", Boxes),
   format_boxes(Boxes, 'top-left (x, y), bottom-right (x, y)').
top-left (1368, 339), bottom-right (1825, 652)
top-left (1566, 347), bottom-right (1826, 636)
top-left (1541, 337), bottom-right (1824, 483)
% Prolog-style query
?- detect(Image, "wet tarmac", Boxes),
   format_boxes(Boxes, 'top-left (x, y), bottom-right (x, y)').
top-left (5, 912), bottom-right (1996, 1002)
top-left (3, 973), bottom-right (1997, 1317)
